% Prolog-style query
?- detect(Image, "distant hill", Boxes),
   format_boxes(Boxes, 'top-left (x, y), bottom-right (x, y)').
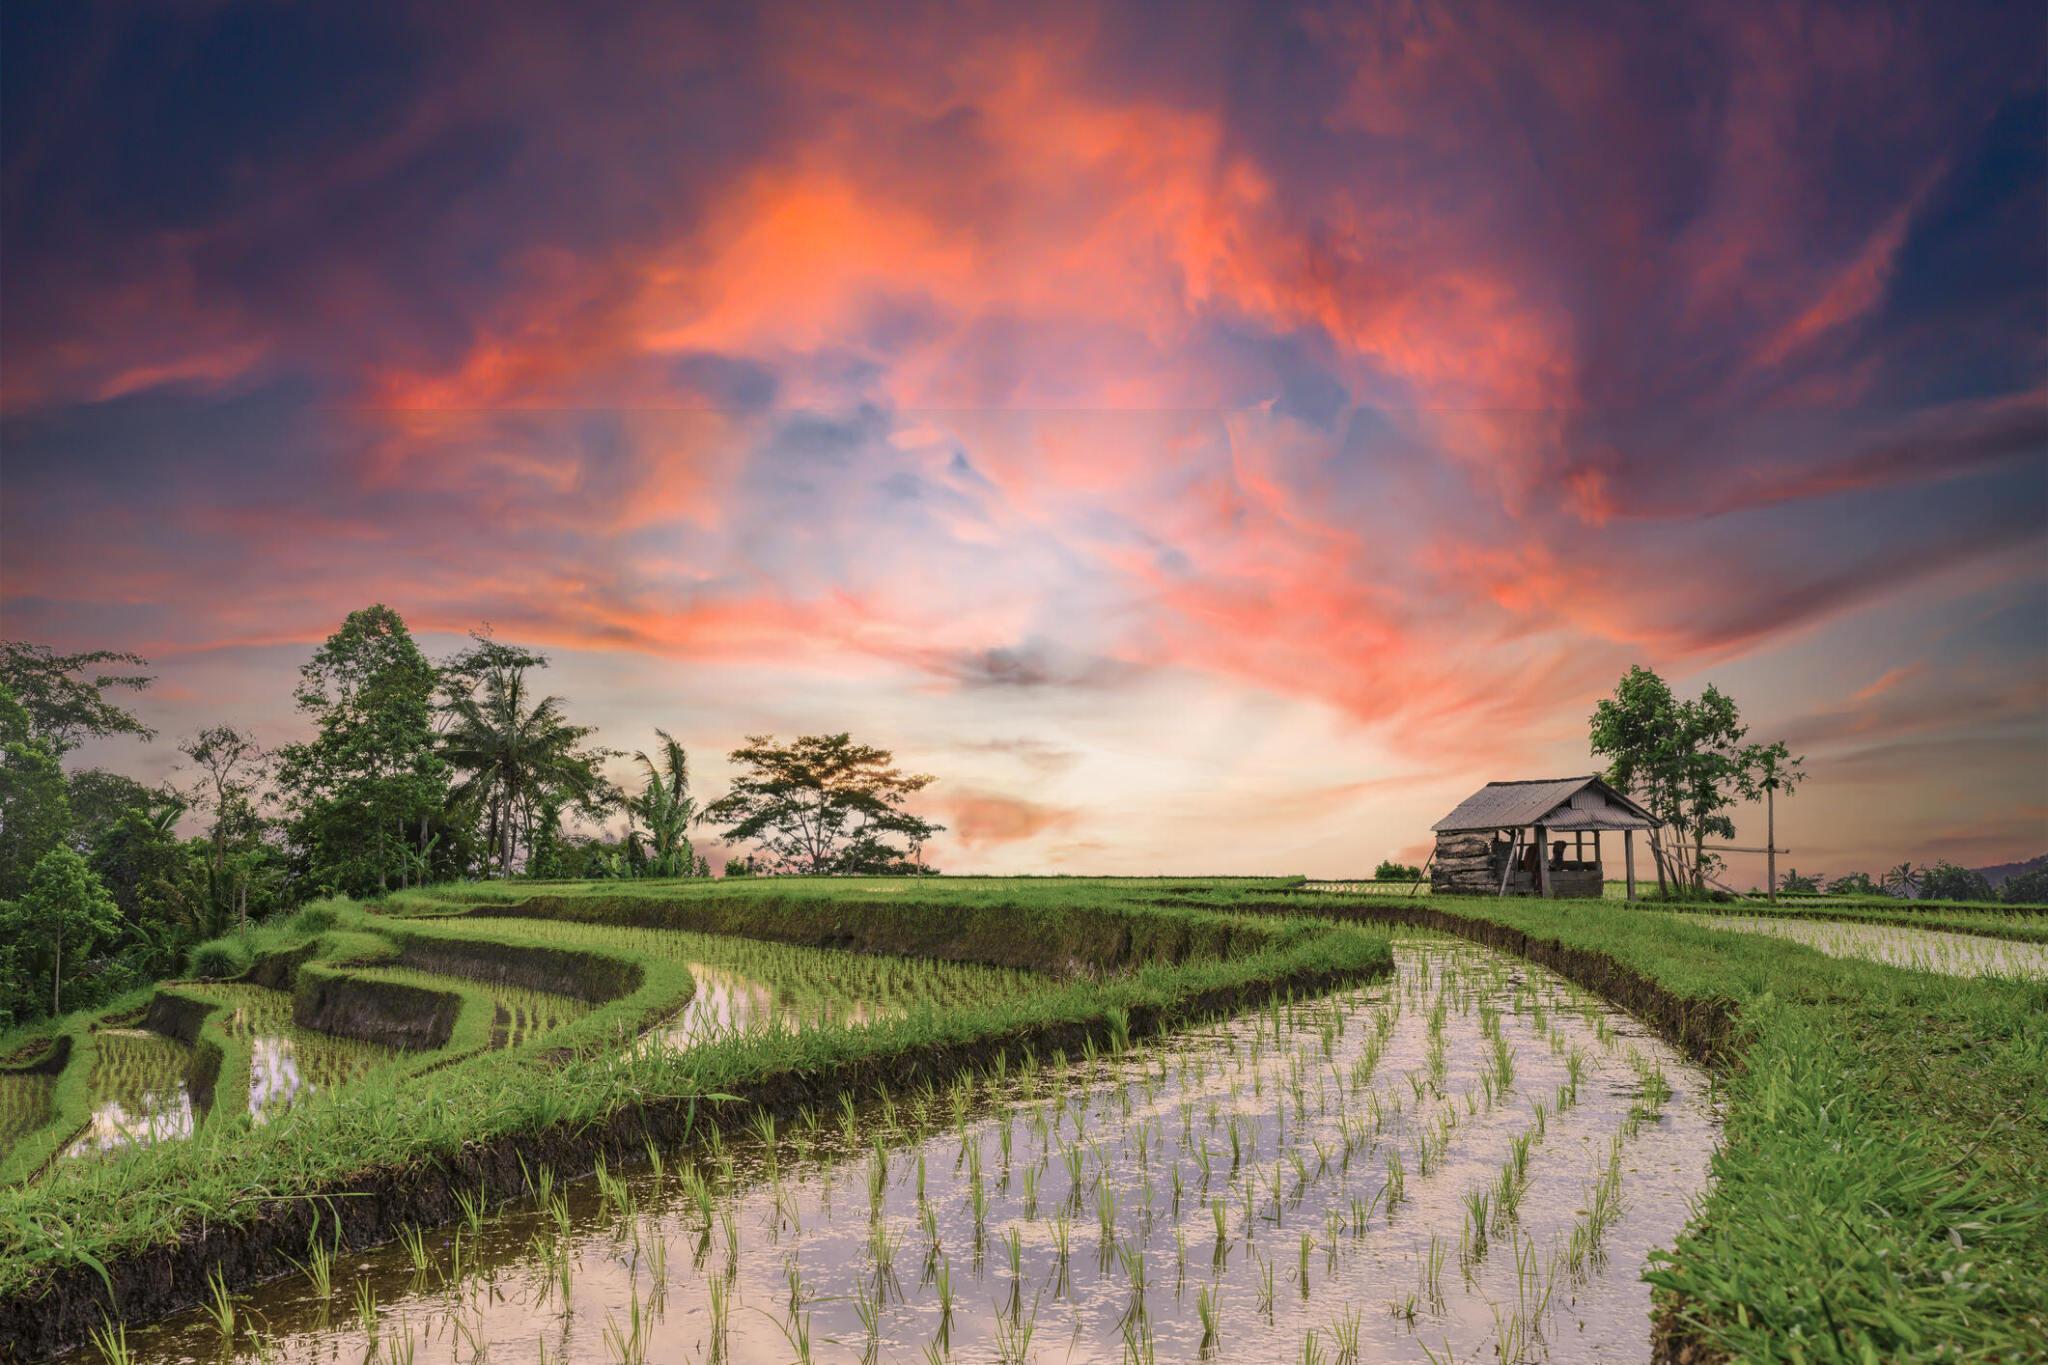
top-left (1973, 852), bottom-right (2048, 888)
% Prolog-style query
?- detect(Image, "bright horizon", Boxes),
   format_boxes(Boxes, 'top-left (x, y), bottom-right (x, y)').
top-left (5, 4), bottom-right (2045, 884)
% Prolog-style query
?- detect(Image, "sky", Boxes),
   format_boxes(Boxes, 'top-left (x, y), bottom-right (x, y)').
top-left (2, 1), bottom-right (2044, 882)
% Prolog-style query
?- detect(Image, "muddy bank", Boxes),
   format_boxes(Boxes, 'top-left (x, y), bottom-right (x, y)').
top-left (390, 931), bottom-right (642, 1003)
top-left (291, 971), bottom-right (463, 1052)
top-left (461, 892), bottom-right (1279, 977)
top-left (140, 990), bottom-right (225, 1116)
top-left (0, 1033), bottom-right (69, 1077)
top-left (0, 956), bottom-right (1381, 1361)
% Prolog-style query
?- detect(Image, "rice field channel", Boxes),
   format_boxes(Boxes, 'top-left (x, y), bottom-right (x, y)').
top-left (76, 933), bottom-right (1718, 1364)
top-left (1688, 914), bottom-right (2048, 979)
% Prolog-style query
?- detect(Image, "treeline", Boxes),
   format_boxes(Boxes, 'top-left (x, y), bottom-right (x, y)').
top-left (1779, 862), bottom-right (2047, 904)
top-left (0, 605), bottom-right (943, 1029)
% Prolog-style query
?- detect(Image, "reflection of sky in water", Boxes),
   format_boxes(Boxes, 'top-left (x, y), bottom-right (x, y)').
top-left (651, 963), bottom-right (889, 1052)
top-left (250, 1037), bottom-right (308, 1120)
top-left (92, 938), bottom-right (1721, 1365)
top-left (203, 984), bottom-right (398, 1121)
top-left (66, 1030), bottom-right (196, 1156)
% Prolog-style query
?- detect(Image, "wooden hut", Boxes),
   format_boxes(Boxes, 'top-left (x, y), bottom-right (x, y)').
top-left (1429, 776), bottom-right (1660, 899)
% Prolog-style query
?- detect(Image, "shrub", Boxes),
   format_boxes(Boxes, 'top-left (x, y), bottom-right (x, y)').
top-left (188, 937), bottom-right (252, 980)
top-left (288, 904), bottom-right (340, 934)
top-left (1373, 859), bottom-right (1423, 881)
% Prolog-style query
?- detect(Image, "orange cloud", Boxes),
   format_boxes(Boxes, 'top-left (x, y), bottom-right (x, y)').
top-left (941, 792), bottom-right (1080, 849)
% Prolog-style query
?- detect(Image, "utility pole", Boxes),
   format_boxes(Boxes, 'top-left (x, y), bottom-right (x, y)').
top-left (1767, 785), bottom-right (1777, 905)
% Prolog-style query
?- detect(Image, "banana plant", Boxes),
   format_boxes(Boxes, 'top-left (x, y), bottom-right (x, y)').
top-left (627, 730), bottom-right (702, 878)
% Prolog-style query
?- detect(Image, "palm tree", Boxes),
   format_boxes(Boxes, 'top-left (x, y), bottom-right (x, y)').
top-left (441, 665), bottom-right (611, 875)
top-left (627, 730), bottom-right (701, 878)
top-left (1883, 862), bottom-right (1921, 899)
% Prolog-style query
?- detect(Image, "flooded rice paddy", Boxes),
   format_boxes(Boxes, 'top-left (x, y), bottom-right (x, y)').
top-left (1692, 915), bottom-right (2048, 979)
top-left (82, 935), bottom-right (1718, 1363)
top-left (189, 983), bottom-right (403, 1119)
top-left (0, 1069), bottom-right (56, 1156)
top-left (509, 921), bottom-right (1049, 1047)
top-left (64, 1027), bottom-right (198, 1156)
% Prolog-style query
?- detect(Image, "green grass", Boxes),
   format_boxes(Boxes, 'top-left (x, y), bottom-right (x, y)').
top-left (1251, 889), bottom-right (2048, 1361)
top-left (0, 878), bottom-right (1392, 1330)
top-left (1631, 892), bottom-right (2048, 945)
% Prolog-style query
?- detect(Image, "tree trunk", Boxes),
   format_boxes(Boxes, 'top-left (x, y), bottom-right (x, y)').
top-left (52, 942), bottom-right (61, 1017)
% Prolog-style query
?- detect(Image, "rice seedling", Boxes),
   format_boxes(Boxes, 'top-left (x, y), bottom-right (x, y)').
top-left (397, 1223), bottom-right (430, 1277)
top-left (708, 1276), bottom-right (731, 1360)
top-left (1196, 1281), bottom-right (1223, 1352)
top-left (991, 1290), bottom-right (1040, 1364)
top-left (350, 1277), bottom-right (377, 1339)
top-left (87, 1316), bottom-right (132, 1365)
top-left (201, 1265), bottom-right (236, 1343)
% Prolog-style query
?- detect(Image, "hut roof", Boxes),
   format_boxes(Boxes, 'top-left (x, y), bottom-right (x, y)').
top-left (1431, 775), bottom-right (1659, 834)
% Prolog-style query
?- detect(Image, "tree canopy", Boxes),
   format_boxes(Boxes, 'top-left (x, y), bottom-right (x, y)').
top-left (440, 645), bottom-right (615, 876)
top-left (276, 605), bottom-right (448, 896)
top-left (626, 730), bottom-right (707, 878)
top-left (0, 641), bottom-right (154, 754)
top-left (1589, 665), bottom-right (1803, 896)
top-left (703, 733), bottom-right (943, 875)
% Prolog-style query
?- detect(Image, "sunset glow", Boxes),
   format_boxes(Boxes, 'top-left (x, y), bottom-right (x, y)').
top-left (4, 2), bottom-right (2043, 879)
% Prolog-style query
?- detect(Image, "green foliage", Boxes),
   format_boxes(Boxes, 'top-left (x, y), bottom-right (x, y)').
top-left (438, 636), bottom-right (614, 877)
top-left (1589, 666), bottom-right (1802, 895)
top-left (1372, 859), bottom-right (1422, 881)
top-left (1999, 867), bottom-right (2048, 905)
top-left (625, 730), bottom-right (707, 878)
top-left (1827, 871), bottom-right (1881, 896)
top-left (277, 606), bottom-right (449, 897)
top-left (0, 683), bottom-right (71, 900)
top-left (187, 937), bottom-right (254, 981)
top-left (1915, 860), bottom-right (1994, 903)
top-left (704, 733), bottom-right (945, 875)
top-left (0, 641), bottom-right (153, 755)
top-left (0, 846), bottom-right (122, 1016)
top-left (1776, 868), bottom-right (1821, 894)
top-left (286, 903), bottom-right (341, 934)
top-left (62, 768), bottom-right (161, 854)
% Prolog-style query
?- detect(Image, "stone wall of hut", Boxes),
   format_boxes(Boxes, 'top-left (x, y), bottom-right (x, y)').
top-left (1430, 831), bottom-right (1503, 895)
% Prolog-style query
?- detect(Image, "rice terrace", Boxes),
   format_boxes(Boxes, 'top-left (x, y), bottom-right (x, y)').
top-left (4, 2), bottom-right (2048, 1362)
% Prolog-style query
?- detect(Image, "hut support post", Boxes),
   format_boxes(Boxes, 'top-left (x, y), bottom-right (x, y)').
top-left (1497, 831), bottom-right (1519, 897)
top-left (1536, 824), bottom-right (1552, 898)
top-left (1624, 829), bottom-right (1636, 902)
top-left (1594, 830), bottom-right (1603, 883)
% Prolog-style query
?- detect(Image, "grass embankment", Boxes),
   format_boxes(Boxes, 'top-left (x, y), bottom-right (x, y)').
top-left (1643, 895), bottom-right (2048, 944)
top-left (0, 880), bottom-right (1392, 1358)
top-left (2, 915), bottom-right (418, 1183)
top-left (1247, 891), bottom-right (2048, 1362)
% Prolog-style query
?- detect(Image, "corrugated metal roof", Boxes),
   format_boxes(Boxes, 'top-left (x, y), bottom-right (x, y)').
top-left (1431, 776), bottom-right (1658, 833)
